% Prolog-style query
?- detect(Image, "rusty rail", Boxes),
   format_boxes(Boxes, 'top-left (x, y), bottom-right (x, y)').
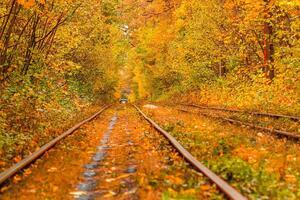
top-left (178, 108), bottom-right (300, 140)
top-left (134, 105), bottom-right (247, 200)
top-left (0, 105), bottom-right (110, 186)
top-left (183, 104), bottom-right (300, 121)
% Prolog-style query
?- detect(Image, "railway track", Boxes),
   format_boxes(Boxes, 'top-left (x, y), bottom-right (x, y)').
top-left (183, 103), bottom-right (300, 121)
top-left (134, 105), bottom-right (246, 200)
top-left (179, 104), bottom-right (300, 140)
top-left (0, 105), bottom-right (111, 186)
top-left (0, 104), bottom-right (248, 199)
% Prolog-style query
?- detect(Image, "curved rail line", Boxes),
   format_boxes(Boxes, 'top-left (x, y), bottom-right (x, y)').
top-left (134, 105), bottom-right (247, 200)
top-left (0, 105), bottom-right (110, 186)
top-left (178, 108), bottom-right (300, 140)
top-left (183, 104), bottom-right (300, 121)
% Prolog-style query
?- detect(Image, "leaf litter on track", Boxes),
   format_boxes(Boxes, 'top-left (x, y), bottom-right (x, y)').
top-left (1, 105), bottom-right (224, 199)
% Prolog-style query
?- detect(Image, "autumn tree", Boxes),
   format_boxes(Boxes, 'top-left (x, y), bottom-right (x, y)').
top-left (0, 0), bottom-right (119, 160)
top-left (122, 0), bottom-right (299, 110)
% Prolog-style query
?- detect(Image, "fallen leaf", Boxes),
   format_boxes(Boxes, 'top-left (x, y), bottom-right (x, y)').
top-left (106, 174), bottom-right (130, 182)
top-left (200, 184), bottom-right (211, 191)
top-left (23, 169), bottom-right (32, 176)
top-left (183, 188), bottom-right (196, 194)
top-left (13, 175), bottom-right (21, 183)
top-left (70, 191), bottom-right (87, 197)
top-left (47, 167), bottom-right (58, 172)
top-left (13, 156), bottom-right (22, 163)
top-left (285, 174), bottom-right (297, 183)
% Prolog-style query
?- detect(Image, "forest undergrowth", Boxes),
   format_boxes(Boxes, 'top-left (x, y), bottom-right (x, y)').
top-left (0, 0), bottom-right (121, 167)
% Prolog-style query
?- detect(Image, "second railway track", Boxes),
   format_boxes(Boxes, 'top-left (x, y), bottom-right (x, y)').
top-left (179, 104), bottom-right (300, 140)
top-left (183, 103), bottom-right (300, 121)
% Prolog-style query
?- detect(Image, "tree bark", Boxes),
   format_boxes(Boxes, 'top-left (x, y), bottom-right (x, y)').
top-left (263, 0), bottom-right (275, 80)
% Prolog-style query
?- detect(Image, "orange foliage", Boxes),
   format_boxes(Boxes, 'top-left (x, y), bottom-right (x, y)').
top-left (17, 0), bottom-right (35, 8)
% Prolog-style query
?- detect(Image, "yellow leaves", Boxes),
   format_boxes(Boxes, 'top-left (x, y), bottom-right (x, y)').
top-left (23, 168), bottom-right (32, 176)
top-left (13, 155), bottom-right (22, 163)
top-left (132, 64), bottom-right (149, 100)
top-left (0, 41), bottom-right (3, 50)
top-left (166, 187), bottom-right (197, 197)
top-left (182, 188), bottom-right (197, 194)
top-left (47, 167), bottom-right (58, 172)
top-left (174, 2), bottom-right (187, 19)
top-left (166, 175), bottom-right (184, 185)
top-left (286, 155), bottom-right (296, 162)
top-left (175, 18), bottom-right (185, 31)
top-left (13, 174), bottom-right (22, 183)
top-left (278, 0), bottom-right (300, 7)
top-left (17, 0), bottom-right (47, 8)
top-left (49, 60), bottom-right (81, 73)
top-left (17, 0), bottom-right (35, 9)
top-left (70, 191), bottom-right (87, 197)
top-left (200, 184), bottom-right (211, 191)
top-left (223, 36), bottom-right (232, 45)
top-left (105, 174), bottom-right (131, 182)
top-left (0, 160), bottom-right (5, 167)
top-left (285, 174), bottom-right (297, 183)
top-left (233, 145), bottom-right (266, 164)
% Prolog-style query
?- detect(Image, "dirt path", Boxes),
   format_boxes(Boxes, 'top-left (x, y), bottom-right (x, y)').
top-left (1, 105), bottom-right (220, 199)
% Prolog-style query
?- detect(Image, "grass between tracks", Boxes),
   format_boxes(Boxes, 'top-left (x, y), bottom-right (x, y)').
top-left (143, 105), bottom-right (300, 199)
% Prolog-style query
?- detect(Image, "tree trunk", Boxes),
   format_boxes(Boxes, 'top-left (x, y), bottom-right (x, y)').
top-left (219, 59), bottom-right (226, 77)
top-left (263, 0), bottom-right (275, 80)
top-left (23, 13), bottom-right (40, 75)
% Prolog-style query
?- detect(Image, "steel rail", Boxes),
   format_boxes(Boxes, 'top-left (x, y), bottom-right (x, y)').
top-left (178, 108), bottom-right (300, 140)
top-left (0, 105), bottom-right (111, 186)
top-left (134, 105), bottom-right (247, 200)
top-left (183, 104), bottom-right (300, 121)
